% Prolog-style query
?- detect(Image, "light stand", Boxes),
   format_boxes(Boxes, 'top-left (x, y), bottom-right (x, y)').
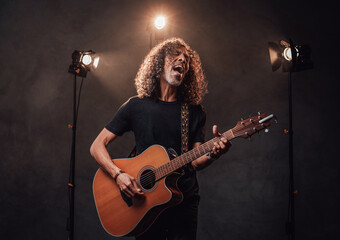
top-left (268, 39), bottom-right (313, 240)
top-left (287, 69), bottom-right (295, 240)
top-left (66, 50), bottom-right (99, 240)
top-left (66, 73), bottom-right (79, 240)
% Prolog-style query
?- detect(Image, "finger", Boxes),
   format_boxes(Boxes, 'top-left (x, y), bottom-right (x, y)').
top-left (212, 144), bottom-right (219, 155)
top-left (219, 140), bottom-right (226, 150)
top-left (211, 146), bottom-right (216, 155)
top-left (214, 141), bottom-right (221, 150)
top-left (132, 179), bottom-right (144, 195)
top-left (213, 125), bottom-right (221, 137)
top-left (128, 180), bottom-right (142, 197)
top-left (121, 185), bottom-right (133, 198)
top-left (221, 137), bottom-right (232, 148)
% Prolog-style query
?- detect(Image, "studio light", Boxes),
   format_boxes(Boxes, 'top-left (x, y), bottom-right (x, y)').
top-left (68, 50), bottom-right (100, 78)
top-left (154, 16), bottom-right (166, 30)
top-left (268, 39), bottom-right (313, 240)
top-left (66, 48), bottom-right (99, 240)
top-left (268, 40), bottom-right (313, 72)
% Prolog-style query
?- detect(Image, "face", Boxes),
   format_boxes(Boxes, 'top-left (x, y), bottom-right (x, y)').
top-left (161, 46), bottom-right (190, 87)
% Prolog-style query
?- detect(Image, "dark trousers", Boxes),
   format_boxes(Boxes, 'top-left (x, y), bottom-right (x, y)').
top-left (136, 195), bottom-right (200, 240)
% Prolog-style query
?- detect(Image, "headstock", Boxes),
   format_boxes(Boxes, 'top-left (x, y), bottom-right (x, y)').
top-left (232, 113), bottom-right (276, 139)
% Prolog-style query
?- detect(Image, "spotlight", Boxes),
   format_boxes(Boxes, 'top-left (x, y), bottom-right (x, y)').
top-left (268, 39), bottom-right (314, 240)
top-left (154, 16), bottom-right (166, 30)
top-left (68, 50), bottom-right (100, 78)
top-left (268, 40), bottom-right (313, 72)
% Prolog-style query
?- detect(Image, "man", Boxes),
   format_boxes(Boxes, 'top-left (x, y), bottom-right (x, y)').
top-left (90, 38), bottom-right (231, 239)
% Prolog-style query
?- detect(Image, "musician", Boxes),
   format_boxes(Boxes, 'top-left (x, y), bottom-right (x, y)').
top-left (90, 38), bottom-right (231, 240)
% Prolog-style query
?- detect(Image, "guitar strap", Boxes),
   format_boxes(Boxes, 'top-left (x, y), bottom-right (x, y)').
top-left (128, 102), bottom-right (190, 158)
top-left (181, 103), bottom-right (189, 154)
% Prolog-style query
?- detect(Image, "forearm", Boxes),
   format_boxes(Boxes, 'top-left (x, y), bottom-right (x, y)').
top-left (90, 129), bottom-right (120, 179)
top-left (90, 142), bottom-right (120, 178)
top-left (191, 154), bottom-right (215, 171)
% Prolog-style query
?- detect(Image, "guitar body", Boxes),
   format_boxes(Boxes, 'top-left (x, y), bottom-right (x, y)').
top-left (93, 145), bottom-right (184, 237)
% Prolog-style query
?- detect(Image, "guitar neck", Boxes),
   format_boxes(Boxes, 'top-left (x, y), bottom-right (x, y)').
top-left (154, 129), bottom-right (235, 180)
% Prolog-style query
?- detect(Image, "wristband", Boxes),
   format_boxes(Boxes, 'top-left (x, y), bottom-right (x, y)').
top-left (113, 169), bottom-right (125, 181)
top-left (206, 152), bottom-right (219, 160)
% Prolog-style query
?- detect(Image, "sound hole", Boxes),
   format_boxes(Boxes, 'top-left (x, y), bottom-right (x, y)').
top-left (140, 169), bottom-right (156, 190)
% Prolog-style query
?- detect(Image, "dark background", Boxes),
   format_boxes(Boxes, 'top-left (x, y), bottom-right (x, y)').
top-left (1, 0), bottom-right (339, 239)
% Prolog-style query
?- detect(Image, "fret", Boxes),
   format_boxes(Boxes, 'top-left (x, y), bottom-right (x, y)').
top-left (197, 146), bottom-right (202, 155)
top-left (155, 130), bottom-right (236, 181)
top-left (193, 148), bottom-right (199, 159)
top-left (180, 156), bottom-right (185, 166)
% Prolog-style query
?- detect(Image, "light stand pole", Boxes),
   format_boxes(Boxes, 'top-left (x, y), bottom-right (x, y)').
top-left (67, 73), bottom-right (78, 240)
top-left (66, 50), bottom-right (99, 240)
top-left (287, 70), bottom-right (295, 240)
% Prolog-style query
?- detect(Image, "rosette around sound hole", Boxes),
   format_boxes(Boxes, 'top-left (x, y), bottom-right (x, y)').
top-left (140, 169), bottom-right (156, 190)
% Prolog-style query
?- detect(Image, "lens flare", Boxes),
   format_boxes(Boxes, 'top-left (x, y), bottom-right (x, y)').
top-left (154, 16), bottom-right (166, 30)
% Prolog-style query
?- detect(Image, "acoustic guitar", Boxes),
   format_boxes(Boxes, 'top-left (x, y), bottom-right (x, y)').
top-left (93, 113), bottom-right (275, 237)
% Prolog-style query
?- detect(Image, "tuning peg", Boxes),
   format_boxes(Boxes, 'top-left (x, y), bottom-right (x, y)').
top-left (258, 112), bottom-right (262, 119)
top-left (241, 118), bottom-right (245, 125)
top-left (250, 119), bottom-right (255, 124)
top-left (258, 111), bottom-right (261, 115)
top-left (265, 129), bottom-right (270, 133)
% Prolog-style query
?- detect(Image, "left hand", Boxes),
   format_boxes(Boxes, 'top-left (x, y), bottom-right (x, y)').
top-left (210, 125), bottom-right (232, 159)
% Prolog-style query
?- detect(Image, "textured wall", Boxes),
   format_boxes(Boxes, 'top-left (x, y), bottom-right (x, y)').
top-left (1, 0), bottom-right (339, 239)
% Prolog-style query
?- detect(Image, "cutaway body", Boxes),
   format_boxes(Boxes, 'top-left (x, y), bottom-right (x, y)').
top-left (93, 145), bottom-right (183, 237)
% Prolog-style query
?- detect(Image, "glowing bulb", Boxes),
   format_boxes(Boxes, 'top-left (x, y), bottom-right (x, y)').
top-left (93, 57), bottom-right (100, 69)
top-left (82, 54), bottom-right (92, 65)
top-left (283, 47), bottom-right (299, 61)
top-left (154, 16), bottom-right (166, 30)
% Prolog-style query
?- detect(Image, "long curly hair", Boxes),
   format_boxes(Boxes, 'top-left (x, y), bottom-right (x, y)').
top-left (134, 38), bottom-right (207, 105)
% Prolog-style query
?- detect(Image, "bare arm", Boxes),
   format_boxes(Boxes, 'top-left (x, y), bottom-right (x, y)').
top-left (90, 128), bottom-right (120, 178)
top-left (90, 128), bottom-right (143, 198)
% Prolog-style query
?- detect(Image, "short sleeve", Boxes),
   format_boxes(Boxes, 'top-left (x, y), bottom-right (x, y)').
top-left (105, 99), bottom-right (132, 136)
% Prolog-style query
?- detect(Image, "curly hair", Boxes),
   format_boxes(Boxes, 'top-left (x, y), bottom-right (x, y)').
top-left (134, 38), bottom-right (207, 105)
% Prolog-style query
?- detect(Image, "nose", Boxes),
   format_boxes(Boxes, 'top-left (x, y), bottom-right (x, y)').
top-left (178, 53), bottom-right (186, 63)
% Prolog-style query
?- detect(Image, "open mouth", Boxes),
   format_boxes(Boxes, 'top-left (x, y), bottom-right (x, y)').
top-left (172, 65), bottom-right (184, 74)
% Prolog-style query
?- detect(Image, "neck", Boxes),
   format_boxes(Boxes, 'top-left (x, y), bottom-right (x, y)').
top-left (159, 78), bottom-right (177, 102)
top-left (154, 129), bottom-right (235, 180)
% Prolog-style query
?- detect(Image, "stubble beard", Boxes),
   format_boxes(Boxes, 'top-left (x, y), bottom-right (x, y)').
top-left (164, 72), bottom-right (182, 87)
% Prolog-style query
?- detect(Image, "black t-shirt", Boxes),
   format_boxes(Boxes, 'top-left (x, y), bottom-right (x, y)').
top-left (105, 96), bottom-right (206, 195)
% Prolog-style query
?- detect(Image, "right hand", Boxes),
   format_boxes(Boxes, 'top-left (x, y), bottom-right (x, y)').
top-left (116, 173), bottom-right (144, 198)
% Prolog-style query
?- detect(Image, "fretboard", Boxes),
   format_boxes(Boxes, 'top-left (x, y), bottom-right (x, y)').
top-left (154, 129), bottom-right (235, 180)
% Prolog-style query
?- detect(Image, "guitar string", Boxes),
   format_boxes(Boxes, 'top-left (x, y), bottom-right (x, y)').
top-left (137, 132), bottom-right (247, 186)
top-left (137, 134), bottom-right (233, 186)
top-left (137, 138), bottom-right (220, 186)
top-left (136, 123), bottom-right (266, 186)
